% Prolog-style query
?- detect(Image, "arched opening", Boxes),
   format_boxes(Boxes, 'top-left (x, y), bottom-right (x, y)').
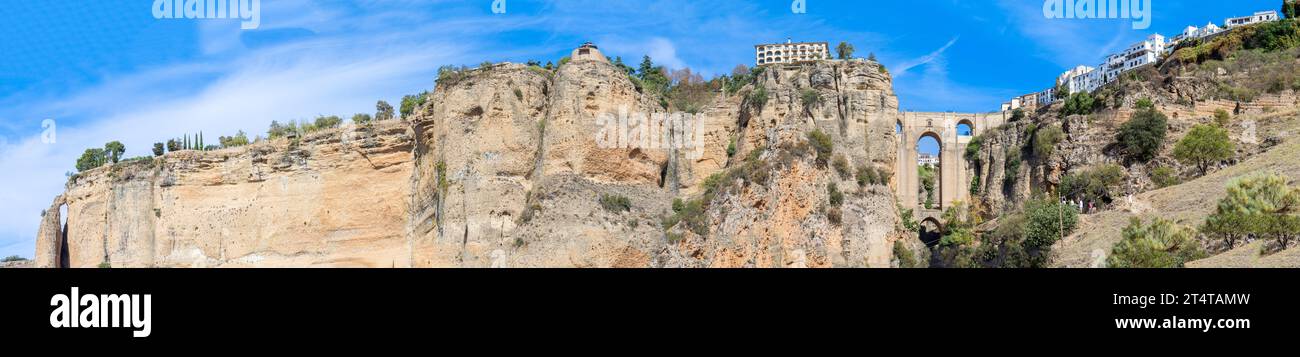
top-left (916, 133), bottom-right (942, 210)
top-left (895, 121), bottom-right (902, 135)
top-left (919, 218), bottom-right (943, 247)
top-left (57, 204), bottom-right (69, 268)
top-left (956, 120), bottom-right (974, 137)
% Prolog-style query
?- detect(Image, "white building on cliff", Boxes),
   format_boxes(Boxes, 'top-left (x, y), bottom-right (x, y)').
top-left (755, 39), bottom-right (830, 66)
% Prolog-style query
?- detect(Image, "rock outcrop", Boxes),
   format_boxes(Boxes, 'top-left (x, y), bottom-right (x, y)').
top-left (34, 57), bottom-right (909, 268)
top-left (38, 122), bottom-right (415, 267)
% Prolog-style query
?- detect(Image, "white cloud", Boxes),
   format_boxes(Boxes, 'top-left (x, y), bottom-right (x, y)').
top-left (892, 36), bottom-right (960, 78)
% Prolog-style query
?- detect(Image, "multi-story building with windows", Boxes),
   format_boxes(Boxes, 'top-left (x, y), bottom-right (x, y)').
top-left (1226, 11), bottom-right (1279, 29)
top-left (917, 154), bottom-right (939, 167)
top-left (1006, 9), bottom-right (1279, 113)
top-left (755, 40), bottom-right (830, 66)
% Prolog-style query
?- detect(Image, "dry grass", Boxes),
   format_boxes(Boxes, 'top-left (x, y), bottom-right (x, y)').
top-left (1054, 106), bottom-right (1300, 267)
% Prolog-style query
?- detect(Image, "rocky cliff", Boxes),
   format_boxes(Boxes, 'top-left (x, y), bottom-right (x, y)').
top-left (34, 57), bottom-right (909, 268)
top-left (36, 122), bottom-right (415, 267)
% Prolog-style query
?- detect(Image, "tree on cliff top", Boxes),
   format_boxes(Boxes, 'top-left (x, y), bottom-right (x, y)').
top-left (836, 42), bottom-right (855, 60)
top-left (104, 141), bottom-right (125, 164)
top-left (400, 92), bottom-right (428, 118)
top-left (375, 100), bottom-right (395, 121)
top-left (75, 148), bottom-right (106, 172)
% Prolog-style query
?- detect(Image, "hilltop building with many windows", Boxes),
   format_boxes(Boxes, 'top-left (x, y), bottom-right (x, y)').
top-left (1226, 11), bottom-right (1279, 29)
top-left (755, 39), bottom-right (830, 66)
top-left (1000, 9), bottom-right (1279, 112)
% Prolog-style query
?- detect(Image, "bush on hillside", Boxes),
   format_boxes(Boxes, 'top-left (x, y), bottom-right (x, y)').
top-left (1174, 124), bottom-right (1235, 176)
top-left (1116, 105), bottom-right (1168, 163)
top-left (1107, 217), bottom-right (1205, 268)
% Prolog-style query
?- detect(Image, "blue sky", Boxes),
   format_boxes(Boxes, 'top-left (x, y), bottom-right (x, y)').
top-left (0, 0), bottom-right (1283, 258)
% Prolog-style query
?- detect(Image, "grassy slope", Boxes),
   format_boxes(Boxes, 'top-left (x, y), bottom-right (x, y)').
top-left (1054, 107), bottom-right (1300, 268)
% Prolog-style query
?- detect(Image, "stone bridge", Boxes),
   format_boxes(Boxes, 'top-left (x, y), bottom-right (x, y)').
top-left (893, 111), bottom-right (1008, 232)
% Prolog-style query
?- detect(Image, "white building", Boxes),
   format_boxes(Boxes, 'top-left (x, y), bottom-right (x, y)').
top-left (1055, 34), bottom-right (1165, 96)
top-left (1170, 22), bottom-right (1223, 45)
top-left (1226, 11), bottom-right (1279, 29)
top-left (1036, 88), bottom-right (1056, 107)
top-left (918, 153), bottom-right (939, 167)
top-left (1057, 65), bottom-right (1097, 95)
top-left (755, 40), bottom-right (830, 66)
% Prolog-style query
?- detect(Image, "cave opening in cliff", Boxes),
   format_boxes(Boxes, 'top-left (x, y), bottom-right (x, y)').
top-left (916, 133), bottom-right (941, 210)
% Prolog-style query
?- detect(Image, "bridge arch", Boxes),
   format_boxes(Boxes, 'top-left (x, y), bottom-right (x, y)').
top-left (894, 111), bottom-right (1009, 227)
top-left (916, 132), bottom-right (943, 210)
top-left (918, 217), bottom-right (944, 246)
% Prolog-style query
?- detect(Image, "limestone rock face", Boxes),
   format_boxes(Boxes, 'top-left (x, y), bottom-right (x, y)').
top-left (544, 61), bottom-right (667, 185)
top-left (659, 60), bottom-right (904, 268)
top-left (42, 122), bottom-right (414, 268)
top-left (33, 195), bottom-right (65, 268)
top-left (35, 59), bottom-right (909, 268)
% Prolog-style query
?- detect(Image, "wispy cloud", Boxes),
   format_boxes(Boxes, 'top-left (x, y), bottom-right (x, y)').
top-left (892, 36), bottom-right (960, 77)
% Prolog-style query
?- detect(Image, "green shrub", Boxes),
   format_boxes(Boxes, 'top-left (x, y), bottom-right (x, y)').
top-left (352, 113), bottom-right (373, 125)
top-left (97, 262), bottom-right (111, 268)
top-left (1020, 199), bottom-right (1080, 267)
top-left (1060, 164), bottom-right (1125, 204)
top-left (726, 138), bottom-right (736, 157)
top-left (662, 197), bottom-right (708, 237)
top-left (1174, 124), bottom-right (1235, 176)
top-left (1, 255), bottom-right (26, 262)
top-left (313, 115), bottom-right (343, 130)
top-left (964, 136), bottom-right (983, 165)
top-left (893, 241), bottom-right (922, 268)
top-left (400, 91), bottom-right (429, 118)
top-left (76, 148), bottom-right (106, 172)
top-left (827, 207), bottom-right (843, 226)
top-left (1201, 173), bottom-right (1300, 251)
top-left (1107, 217), bottom-right (1205, 268)
top-left (919, 164), bottom-right (937, 207)
top-left (800, 88), bottom-right (822, 112)
top-left (856, 165), bottom-right (878, 188)
top-left (1060, 92), bottom-right (1096, 117)
top-left (1003, 150), bottom-right (1021, 185)
top-left (152, 143), bottom-right (165, 157)
top-left (1009, 108), bottom-right (1026, 122)
top-left (1150, 166), bottom-right (1180, 188)
top-left (376, 100), bottom-right (396, 121)
top-left (599, 194), bottom-right (632, 213)
top-left (1033, 125), bottom-right (1064, 159)
top-left (806, 129), bottom-right (834, 167)
top-left (832, 155), bottom-right (851, 179)
top-left (1116, 105), bottom-right (1168, 163)
top-left (218, 131), bottom-right (250, 148)
top-left (748, 85), bottom-right (769, 108)
top-left (898, 204), bottom-right (919, 232)
top-left (1214, 109), bottom-right (1232, 127)
top-left (828, 183), bottom-right (844, 206)
top-left (104, 141), bottom-right (125, 164)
